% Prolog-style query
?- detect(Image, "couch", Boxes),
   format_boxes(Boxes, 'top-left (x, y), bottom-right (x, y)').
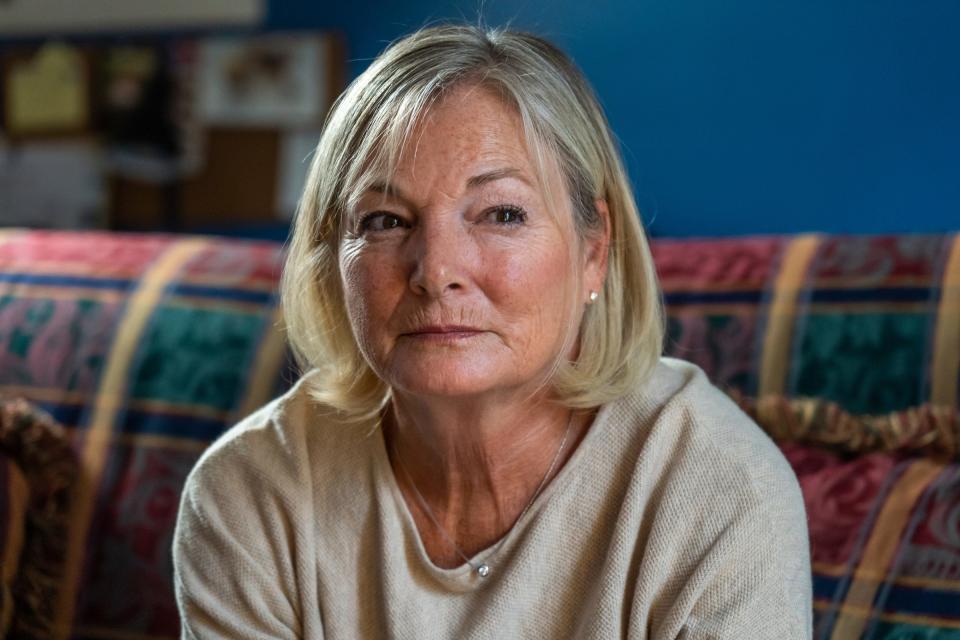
top-left (1, 229), bottom-right (958, 639)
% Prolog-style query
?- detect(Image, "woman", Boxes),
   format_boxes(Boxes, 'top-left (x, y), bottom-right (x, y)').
top-left (174, 24), bottom-right (812, 639)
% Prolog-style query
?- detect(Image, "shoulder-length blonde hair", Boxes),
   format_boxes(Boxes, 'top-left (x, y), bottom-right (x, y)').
top-left (282, 23), bottom-right (664, 422)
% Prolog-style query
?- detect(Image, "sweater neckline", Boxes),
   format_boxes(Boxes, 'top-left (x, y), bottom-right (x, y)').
top-left (371, 400), bottom-right (616, 591)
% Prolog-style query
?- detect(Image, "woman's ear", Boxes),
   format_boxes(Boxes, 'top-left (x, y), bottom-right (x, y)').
top-left (584, 198), bottom-right (611, 300)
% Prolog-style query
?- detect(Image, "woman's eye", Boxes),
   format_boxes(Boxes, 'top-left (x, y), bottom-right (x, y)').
top-left (487, 205), bottom-right (527, 225)
top-left (359, 212), bottom-right (407, 233)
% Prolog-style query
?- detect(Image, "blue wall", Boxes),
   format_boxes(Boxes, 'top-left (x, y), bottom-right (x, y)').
top-left (266, 0), bottom-right (959, 237)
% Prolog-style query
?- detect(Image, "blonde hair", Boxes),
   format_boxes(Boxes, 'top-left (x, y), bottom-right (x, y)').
top-left (282, 23), bottom-right (664, 421)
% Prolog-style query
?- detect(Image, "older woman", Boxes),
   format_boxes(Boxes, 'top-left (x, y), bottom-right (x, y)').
top-left (173, 24), bottom-right (811, 639)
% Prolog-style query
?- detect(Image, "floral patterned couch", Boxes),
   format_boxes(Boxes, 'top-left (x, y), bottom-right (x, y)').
top-left (0, 230), bottom-right (958, 639)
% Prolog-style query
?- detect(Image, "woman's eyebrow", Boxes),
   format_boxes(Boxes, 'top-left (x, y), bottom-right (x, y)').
top-left (466, 167), bottom-right (532, 189)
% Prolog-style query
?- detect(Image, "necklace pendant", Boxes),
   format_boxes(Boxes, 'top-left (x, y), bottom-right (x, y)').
top-left (476, 563), bottom-right (490, 578)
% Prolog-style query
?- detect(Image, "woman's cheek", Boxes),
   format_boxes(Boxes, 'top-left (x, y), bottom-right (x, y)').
top-left (339, 249), bottom-right (380, 345)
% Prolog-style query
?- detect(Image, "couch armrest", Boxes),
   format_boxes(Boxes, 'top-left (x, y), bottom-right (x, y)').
top-left (1, 451), bottom-right (29, 637)
top-left (0, 397), bottom-right (77, 639)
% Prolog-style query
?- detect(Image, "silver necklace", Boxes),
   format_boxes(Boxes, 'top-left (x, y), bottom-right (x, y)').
top-left (390, 411), bottom-right (574, 579)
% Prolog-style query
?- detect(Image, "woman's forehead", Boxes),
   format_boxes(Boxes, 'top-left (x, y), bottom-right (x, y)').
top-left (344, 83), bottom-right (569, 211)
top-left (351, 157), bottom-right (564, 216)
top-left (402, 88), bottom-right (530, 166)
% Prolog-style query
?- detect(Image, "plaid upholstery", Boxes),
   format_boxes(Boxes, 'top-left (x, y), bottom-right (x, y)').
top-left (657, 233), bottom-right (960, 638)
top-left (655, 234), bottom-right (960, 413)
top-left (0, 230), bottom-right (290, 639)
top-left (785, 445), bottom-right (960, 638)
top-left (0, 229), bottom-right (957, 638)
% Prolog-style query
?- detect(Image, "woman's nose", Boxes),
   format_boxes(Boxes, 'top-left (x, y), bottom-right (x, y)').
top-left (408, 219), bottom-right (467, 297)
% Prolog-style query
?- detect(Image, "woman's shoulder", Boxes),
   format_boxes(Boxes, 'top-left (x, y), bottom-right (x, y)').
top-left (615, 359), bottom-right (812, 636)
top-left (173, 374), bottom-right (329, 636)
top-left (620, 357), bottom-right (803, 511)
top-left (196, 372), bottom-right (313, 461)
top-left (183, 369), bottom-right (350, 497)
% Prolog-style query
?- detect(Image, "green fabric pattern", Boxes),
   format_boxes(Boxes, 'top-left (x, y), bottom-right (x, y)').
top-left (792, 313), bottom-right (928, 414)
top-left (128, 305), bottom-right (266, 411)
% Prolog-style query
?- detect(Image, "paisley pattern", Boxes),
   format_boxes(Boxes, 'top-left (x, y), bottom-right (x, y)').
top-left (76, 445), bottom-right (200, 636)
top-left (893, 467), bottom-right (960, 584)
top-left (666, 313), bottom-right (760, 393)
top-left (128, 305), bottom-right (267, 412)
top-left (792, 312), bottom-right (929, 414)
top-left (783, 446), bottom-right (960, 637)
top-left (657, 237), bottom-right (784, 396)
top-left (810, 235), bottom-right (947, 283)
top-left (652, 236), bottom-right (787, 288)
top-left (782, 444), bottom-right (899, 567)
top-left (0, 297), bottom-right (120, 394)
top-left (793, 235), bottom-right (953, 414)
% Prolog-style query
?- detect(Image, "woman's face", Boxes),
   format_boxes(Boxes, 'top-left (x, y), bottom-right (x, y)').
top-left (339, 84), bottom-right (607, 401)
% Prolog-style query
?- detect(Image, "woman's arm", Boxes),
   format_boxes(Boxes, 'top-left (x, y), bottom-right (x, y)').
top-left (675, 494), bottom-right (812, 639)
top-left (173, 429), bottom-right (311, 639)
top-left (631, 401), bottom-right (814, 640)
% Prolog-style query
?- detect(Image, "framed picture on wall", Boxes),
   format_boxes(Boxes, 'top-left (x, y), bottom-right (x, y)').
top-left (196, 34), bottom-right (333, 129)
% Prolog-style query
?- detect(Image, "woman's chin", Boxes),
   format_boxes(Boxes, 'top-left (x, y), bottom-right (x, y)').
top-left (384, 361), bottom-right (515, 400)
top-left (389, 373), bottom-right (499, 399)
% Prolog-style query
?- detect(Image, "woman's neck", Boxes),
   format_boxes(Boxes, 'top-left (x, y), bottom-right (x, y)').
top-left (384, 392), bottom-right (590, 567)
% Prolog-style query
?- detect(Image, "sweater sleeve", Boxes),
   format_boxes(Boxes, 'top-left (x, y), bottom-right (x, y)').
top-left (173, 427), bottom-right (311, 639)
top-left (675, 469), bottom-right (813, 639)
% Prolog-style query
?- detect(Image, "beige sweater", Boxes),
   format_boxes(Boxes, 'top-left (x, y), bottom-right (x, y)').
top-left (173, 358), bottom-right (812, 639)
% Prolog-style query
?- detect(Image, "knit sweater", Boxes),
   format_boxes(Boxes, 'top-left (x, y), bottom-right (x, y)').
top-left (173, 358), bottom-right (812, 639)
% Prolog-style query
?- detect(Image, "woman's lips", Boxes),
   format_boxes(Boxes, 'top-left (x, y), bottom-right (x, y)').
top-left (400, 326), bottom-right (485, 341)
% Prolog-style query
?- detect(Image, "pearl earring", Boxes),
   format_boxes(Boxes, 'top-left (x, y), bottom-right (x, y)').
top-left (589, 291), bottom-right (599, 303)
